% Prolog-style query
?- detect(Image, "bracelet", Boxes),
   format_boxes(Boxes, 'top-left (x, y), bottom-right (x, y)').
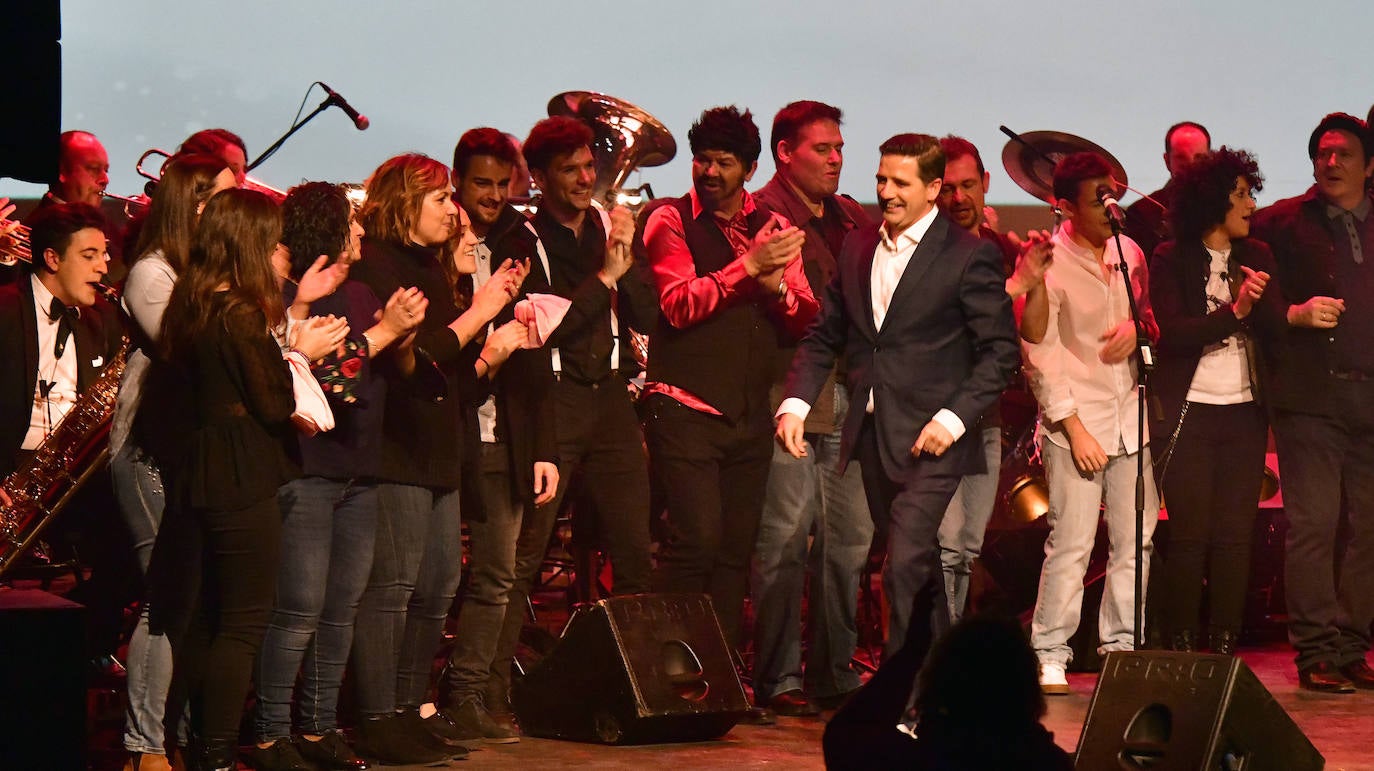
top-left (362, 331), bottom-right (376, 355)
top-left (477, 354), bottom-right (492, 372)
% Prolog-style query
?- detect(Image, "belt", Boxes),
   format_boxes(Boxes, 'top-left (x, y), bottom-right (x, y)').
top-left (1330, 369), bottom-right (1374, 382)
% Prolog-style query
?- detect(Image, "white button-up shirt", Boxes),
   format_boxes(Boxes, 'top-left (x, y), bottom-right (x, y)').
top-left (1023, 221), bottom-right (1155, 454)
top-left (24, 274), bottom-right (81, 450)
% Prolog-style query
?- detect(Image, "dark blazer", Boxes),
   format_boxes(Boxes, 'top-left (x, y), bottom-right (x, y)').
top-left (0, 274), bottom-right (124, 475)
top-left (1250, 186), bottom-right (1356, 416)
top-left (753, 174), bottom-right (873, 434)
top-left (1148, 237), bottom-right (1285, 427)
top-left (784, 213), bottom-right (1020, 481)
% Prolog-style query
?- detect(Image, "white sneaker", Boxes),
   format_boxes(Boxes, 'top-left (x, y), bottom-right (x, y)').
top-left (1039, 662), bottom-right (1070, 695)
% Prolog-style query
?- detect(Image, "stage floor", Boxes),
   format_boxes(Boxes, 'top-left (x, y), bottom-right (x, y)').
top-left (332, 644), bottom-right (1370, 771)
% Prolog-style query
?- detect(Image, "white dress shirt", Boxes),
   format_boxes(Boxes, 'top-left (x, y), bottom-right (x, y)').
top-left (24, 274), bottom-right (81, 450)
top-left (779, 205), bottom-right (965, 441)
top-left (1023, 221), bottom-right (1154, 454)
top-left (472, 237), bottom-right (499, 443)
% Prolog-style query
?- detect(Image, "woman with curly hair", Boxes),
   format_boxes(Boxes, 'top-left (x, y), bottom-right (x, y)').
top-left (1149, 148), bottom-right (1285, 654)
top-left (246, 182), bottom-right (428, 771)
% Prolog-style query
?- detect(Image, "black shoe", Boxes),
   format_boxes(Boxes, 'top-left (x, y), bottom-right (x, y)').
top-left (353, 714), bottom-right (450, 766)
top-left (1339, 660), bottom-right (1374, 689)
top-left (765, 689), bottom-right (820, 718)
top-left (297, 731), bottom-right (370, 770)
top-left (1298, 662), bottom-right (1356, 693)
top-left (1209, 630), bottom-right (1238, 656)
top-left (396, 707), bottom-right (470, 759)
top-left (738, 705), bottom-right (776, 726)
top-left (242, 738), bottom-right (313, 771)
top-left (813, 688), bottom-right (861, 711)
top-left (1170, 629), bottom-right (1196, 653)
top-left (188, 739), bottom-right (236, 771)
top-left (440, 697), bottom-right (521, 743)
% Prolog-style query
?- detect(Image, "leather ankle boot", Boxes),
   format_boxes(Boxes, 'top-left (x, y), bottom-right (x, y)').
top-left (1210, 630), bottom-right (1238, 656)
top-left (1170, 629), bottom-right (1196, 652)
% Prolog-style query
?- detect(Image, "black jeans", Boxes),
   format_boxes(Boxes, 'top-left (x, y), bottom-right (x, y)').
top-left (646, 395), bottom-right (773, 651)
top-left (174, 496), bottom-right (282, 747)
top-left (1157, 401), bottom-right (1267, 640)
top-left (442, 443), bottom-right (523, 705)
top-left (1273, 383), bottom-right (1374, 671)
top-left (489, 377), bottom-right (652, 702)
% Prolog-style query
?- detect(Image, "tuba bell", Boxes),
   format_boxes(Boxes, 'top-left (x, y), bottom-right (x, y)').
top-left (547, 91), bottom-right (676, 209)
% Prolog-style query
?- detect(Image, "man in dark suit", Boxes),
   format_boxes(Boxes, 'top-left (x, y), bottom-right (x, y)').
top-left (0, 202), bottom-right (122, 476)
top-left (777, 133), bottom-right (1020, 659)
top-left (0, 202), bottom-right (127, 661)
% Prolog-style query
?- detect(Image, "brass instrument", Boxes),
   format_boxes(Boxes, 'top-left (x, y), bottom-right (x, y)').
top-left (547, 91), bottom-right (676, 209)
top-left (138, 148), bottom-right (287, 203)
top-left (0, 218), bottom-right (32, 267)
top-left (0, 287), bottom-right (129, 577)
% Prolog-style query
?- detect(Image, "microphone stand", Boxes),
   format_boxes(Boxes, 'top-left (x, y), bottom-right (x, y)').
top-left (1109, 217), bottom-right (1153, 651)
top-left (248, 92), bottom-right (335, 172)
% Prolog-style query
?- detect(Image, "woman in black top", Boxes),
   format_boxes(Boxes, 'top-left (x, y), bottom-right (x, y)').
top-left (345, 154), bottom-right (526, 760)
top-left (153, 189), bottom-right (347, 771)
top-left (1149, 148), bottom-right (1283, 654)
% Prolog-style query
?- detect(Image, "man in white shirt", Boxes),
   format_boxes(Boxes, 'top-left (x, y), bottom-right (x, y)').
top-left (778, 133), bottom-right (1019, 659)
top-left (1022, 152), bottom-right (1160, 694)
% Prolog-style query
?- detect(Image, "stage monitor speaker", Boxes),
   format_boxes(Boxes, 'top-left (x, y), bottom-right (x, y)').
top-left (0, 589), bottom-right (85, 770)
top-left (512, 593), bottom-right (749, 744)
top-left (1075, 651), bottom-right (1321, 771)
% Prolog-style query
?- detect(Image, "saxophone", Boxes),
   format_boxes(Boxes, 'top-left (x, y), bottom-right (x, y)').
top-left (0, 290), bottom-right (130, 578)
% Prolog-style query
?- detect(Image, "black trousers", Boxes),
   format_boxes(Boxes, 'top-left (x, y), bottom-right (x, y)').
top-left (1273, 381), bottom-right (1374, 671)
top-left (171, 496), bottom-right (282, 747)
top-left (1157, 401), bottom-right (1267, 640)
top-left (854, 416), bottom-right (960, 660)
top-left (646, 395), bottom-right (773, 651)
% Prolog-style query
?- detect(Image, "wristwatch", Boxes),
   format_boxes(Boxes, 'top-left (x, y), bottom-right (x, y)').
top-left (776, 278), bottom-right (788, 298)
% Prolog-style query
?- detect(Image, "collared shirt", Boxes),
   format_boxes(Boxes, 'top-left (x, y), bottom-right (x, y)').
top-left (472, 237), bottom-right (498, 443)
top-left (531, 206), bottom-right (619, 384)
top-left (779, 206), bottom-right (965, 442)
top-left (643, 188), bottom-right (816, 415)
top-left (1326, 196), bottom-right (1371, 264)
top-left (24, 274), bottom-right (80, 450)
top-left (1186, 244), bottom-right (1253, 404)
top-left (642, 187), bottom-right (811, 337)
top-left (1024, 221), bottom-right (1156, 453)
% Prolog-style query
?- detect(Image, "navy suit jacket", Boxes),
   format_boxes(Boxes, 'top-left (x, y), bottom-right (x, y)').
top-left (784, 213), bottom-right (1020, 481)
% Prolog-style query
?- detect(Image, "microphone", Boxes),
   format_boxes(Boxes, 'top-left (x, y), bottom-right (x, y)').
top-left (1096, 184), bottom-right (1127, 232)
top-left (318, 82), bottom-right (370, 130)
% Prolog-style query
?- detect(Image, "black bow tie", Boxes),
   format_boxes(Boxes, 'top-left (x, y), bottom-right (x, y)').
top-left (48, 297), bottom-right (78, 359)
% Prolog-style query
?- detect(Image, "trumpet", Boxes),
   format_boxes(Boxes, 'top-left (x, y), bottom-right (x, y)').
top-left (0, 218), bottom-right (32, 266)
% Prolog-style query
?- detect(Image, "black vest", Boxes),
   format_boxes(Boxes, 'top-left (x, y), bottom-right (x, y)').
top-left (647, 196), bottom-right (781, 423)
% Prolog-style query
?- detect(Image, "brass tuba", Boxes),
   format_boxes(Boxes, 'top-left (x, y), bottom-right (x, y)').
top-left (547, 91), bottom-right (676, 209)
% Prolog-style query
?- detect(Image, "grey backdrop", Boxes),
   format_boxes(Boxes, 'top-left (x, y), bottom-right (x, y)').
top-left (3, 0), bottom-right (1371, 207)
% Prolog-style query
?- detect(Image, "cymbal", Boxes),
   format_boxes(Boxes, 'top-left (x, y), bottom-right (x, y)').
top-left (1001, 130), bottom-right (1128, 204)
top-left (547, 91), bottom-right (676, 169)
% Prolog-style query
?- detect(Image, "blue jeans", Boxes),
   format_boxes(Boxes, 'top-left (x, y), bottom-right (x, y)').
top-left (751, 424), bottom-right (873, 702)
top-left (254, 478), bottom-right (378, 739)
top-left (351, 483), bottom-right (463, 714)
top-left (110, 441), bottom-right (175, 755)
top-left (937, 426), bottom-right (1002, 623)
top-left (442, 443), bottom-right (523, 704)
